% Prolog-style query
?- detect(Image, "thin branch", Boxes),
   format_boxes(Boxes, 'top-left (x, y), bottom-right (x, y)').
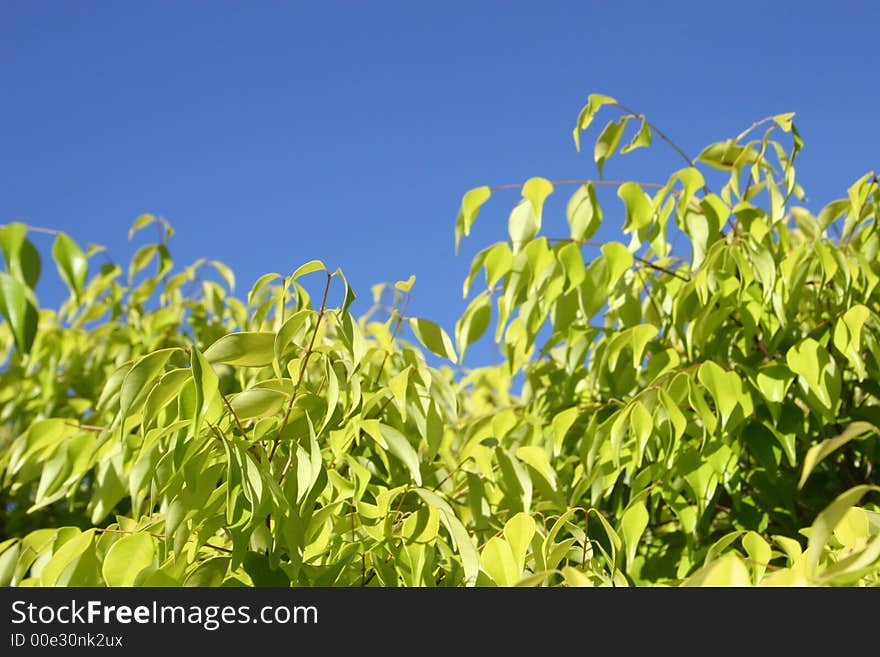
top-left (636, 268), bottom-right (664, 328)
top-left (220, 391), bottom-right (248, 439)
top-left (273, 271), bottom-right (333, 477)
top-left (611, 102), bottom-right (696, 169)
top-left (514, 235), bottom-right (690, 282)
top-left (372, 289), bottom-right (412, 388)
top-left (611, 102), bottom-right (718, 205)
top-left (0, 223), bottom-right (62, 236)
top-left (633, 254), bottom-right (690, 282)
top-left (431, 456), bottom-right (474, 492)
top-left (65, 422), bottom-right (107, 433)
top-left (735, 115), bottom-right (780, 143)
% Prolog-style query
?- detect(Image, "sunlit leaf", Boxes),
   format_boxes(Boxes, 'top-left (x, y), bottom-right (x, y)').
top-left (205, 331), bottom-right (276, 367)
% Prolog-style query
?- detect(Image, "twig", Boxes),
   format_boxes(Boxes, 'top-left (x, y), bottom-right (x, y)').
top-left (372, 290), bottom-right (412, 388)
top-left (431, 456), bottom-right (474, 492)
top-left (273, 271), bottom-right (333, 479)
top-left (612, 102), bottom-right (696, 169)
top-left (220, 392), bottom-right (248, 439)
top-left (65, 422), bottom-right (107, 433)
top-left (611, 102), bottom-right (715, 201)
top-left (633, 254), bottom-right (690, 282)
top-left (735, 115), bottom-right (780, 143)
top-left (0, 223), bottom-right (62, 236)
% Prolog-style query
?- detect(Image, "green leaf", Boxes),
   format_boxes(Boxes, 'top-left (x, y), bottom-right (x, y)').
top-left (806, 485), bottom-right (880, 576)
top-left (143, 368), bottom-right (191, 428)
top-left (0, 539), bottom-right (20, 587)
top-left (191, 347), bottom-right (219, 438)
top-left (248, 272), bottom-right (282, 305)
top-left (0, 223), bottom-right (41, 288)
top-left (754, 363), bottom-right (794, 404)
top-left (522, 177), bottom-right (554, 218)
top-left (230, 388), bottom-right (288, 421)
top-left (818, 531), bottom-right (880, 586)
top-left (334, 267), bottom-right (356, 316)
top-left (551, 407), bottom-right (580, 455)
top-left (291, 259), bottom-right (327, 280)
top-left (620, 500), bottom-right (649, 567)
top-left (129, 213), bottom-right (156, 240)
top-left (588, 509), bottom-right (622, 567)
top-left (503, 513), bottom-right (536, 575)
top-left (508, 199), bottom-right (539, 251)
top-left (620, 119), bottom-right (652, 154)
top-left (742, 531), bottom-right (771, 583)
top-left (408, 317), bottom-right (457, 363)
top-left (102, 534), bottom-right (154, 586)
top-left (40, 529), bottom-right (95, 586)
top-left (697, 139), bottom-right (750, 171)
top-left (617, 182), bottom-right (654, 232)
top-left (455, 186), bottom-right (492, 254)
top-left (481, 536), bottom-right (518, 586)
top-left (799, 422), bottom-right (878, 490)
top-left (128, 244), bottom-right (158, 282)
top-left (414, 488), bottom-right (479, 586)
top-left (388, 367), bottom-right (410, 422)
top-left (455, 292), bottom-right (491, 361)
top-left (630, 401), bottom-right (653, 460)
top-left (209, 259), bottom-right (236, 291)
top-left (379, 424), bottom-right (422, 486)
top-left (786, 338), bottom-right (835, 408)
top-left (557, 242), bottom-right (586, 289)
top-left (0, 272), bottom-right (39, 354)
top-left (683, 554), bottom-right (751, 587)
top-left (120, 348), bottom-right (180, 420)
top-left (52, 232), bottom-right (88, 300)
top-left (274, 309), bottom-right (311, 363)
top-left (594, 117), bottom-right (629, 178)
top-left (833, 305), bottom-right (871, 379)
top-left (697, 361), bottom-right (745, 428)
top-left (573, 93), bottom-right (617, 151)
top-left (395, 274), bottom-right (416, 293)
top-left (484, 242), bottom-right (513, 289)
top-left (515, 445), bottom-right (557, 491)
top-left (629, 324), bottom-right (658, 369)
top-left (600, 242), bottom-right (633, 291)
top-left (205, 331), bottom-right (276, 367)
top-left (566, 183), bottom-right (603, 242)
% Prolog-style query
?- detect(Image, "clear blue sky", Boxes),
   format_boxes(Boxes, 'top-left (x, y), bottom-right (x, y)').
top-left (2, 2), bottom-right (878, 366)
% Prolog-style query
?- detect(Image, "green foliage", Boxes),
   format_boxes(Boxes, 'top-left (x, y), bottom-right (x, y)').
top-left (1, 95), bottom-right (879, 587)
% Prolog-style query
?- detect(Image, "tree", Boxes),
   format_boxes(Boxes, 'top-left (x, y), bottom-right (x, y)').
top-left (0, 93), bottom-right (878, 587)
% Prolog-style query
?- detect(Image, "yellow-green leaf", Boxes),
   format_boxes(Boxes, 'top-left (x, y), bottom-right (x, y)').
top-left (408, 317), bottom-right (457, 363)
top-left (799, 422), bottom-right (878, 490)
top-left (455, 186), bottom-right (491, 254)
top-left (102, 534), bottom-right (154, 586)
top-left (205, 331), bottom-right (276, 367)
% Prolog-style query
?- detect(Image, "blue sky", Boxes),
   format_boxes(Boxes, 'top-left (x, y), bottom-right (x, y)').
top-left (1, 2), bottom-right (878, 367)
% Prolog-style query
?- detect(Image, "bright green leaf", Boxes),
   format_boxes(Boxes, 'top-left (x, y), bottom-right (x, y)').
top-left (102, 534), bottom-right (154, 586)
top-left (408, 317), bottom-right (457, 363)
top-left (205, 331), bottom-right (276, 367)
top-left (455, 186), bottom-right (492, 254)
top-left (0, 272), bottom-right (39, 354)
top-left (52, 232), bottom-right (88, 300)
